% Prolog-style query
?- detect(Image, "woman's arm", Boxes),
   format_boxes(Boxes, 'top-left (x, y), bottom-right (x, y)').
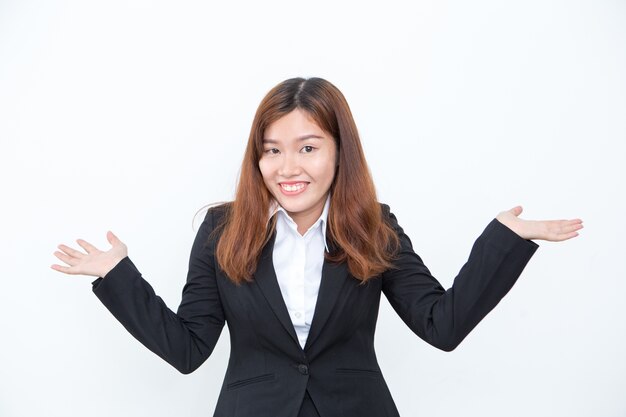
top-left (381, 205), bottom-right (540, 351)
top-left (88, 209), bottom-right (225, 374)
top-left (93, 210), bottom-right (225, 374)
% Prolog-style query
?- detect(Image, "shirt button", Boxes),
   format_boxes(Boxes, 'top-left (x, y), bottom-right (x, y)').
top-left (297, 364), bottom-right (309, 375)
top-left (295, 312), bottom-right (302, 318)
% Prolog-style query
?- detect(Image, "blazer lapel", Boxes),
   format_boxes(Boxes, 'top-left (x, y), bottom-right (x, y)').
top-left (254, 229), bottom-right (301, 347)
top-left (304, 257), bottom-right (348, 352)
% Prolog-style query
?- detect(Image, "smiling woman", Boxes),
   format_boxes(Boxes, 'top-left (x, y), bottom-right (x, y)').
top-left (215, 77), bottom-right (403, 287)
top-left (51, 77), bottom-right (582, 417)
top-left (259, 110), bottom-right (337, 235)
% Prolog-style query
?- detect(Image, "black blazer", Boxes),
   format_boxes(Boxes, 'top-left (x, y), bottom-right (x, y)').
top-left (91, 203), bottom-right (539, 417)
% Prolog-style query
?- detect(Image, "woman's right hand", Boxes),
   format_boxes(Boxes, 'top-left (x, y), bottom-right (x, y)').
top-left (51, 231), bottom-right (128, 278)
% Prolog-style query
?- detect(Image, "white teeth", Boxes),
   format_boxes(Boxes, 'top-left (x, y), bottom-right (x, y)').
top-left (281, 183), bottom-right (306, 191)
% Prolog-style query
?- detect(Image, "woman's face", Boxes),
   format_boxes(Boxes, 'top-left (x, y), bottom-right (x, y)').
top-left (259, 108), bottom-right (337, 232)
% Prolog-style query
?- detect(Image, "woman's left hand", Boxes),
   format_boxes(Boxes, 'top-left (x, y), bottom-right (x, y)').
top-left (495, 206), bottom-right (583, 242)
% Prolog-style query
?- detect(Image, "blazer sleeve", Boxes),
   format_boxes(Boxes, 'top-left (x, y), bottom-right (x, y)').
top-left (90, 207), bottom-right (226, 374)
top-left (381, 204), bottom-right (539, 352)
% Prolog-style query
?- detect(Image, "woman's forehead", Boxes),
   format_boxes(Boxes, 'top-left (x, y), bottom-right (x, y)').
top-left (263, 111), bottom-right (329, 142)
top-left (262, 134), bottom-right (325, 145)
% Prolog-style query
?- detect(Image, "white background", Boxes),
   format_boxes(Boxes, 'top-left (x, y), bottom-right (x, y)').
top-left (1, 0), bottom-right (624, 416)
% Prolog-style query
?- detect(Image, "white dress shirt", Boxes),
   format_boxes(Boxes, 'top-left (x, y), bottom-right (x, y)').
top-left (267, 194), bottom-right (331, 349)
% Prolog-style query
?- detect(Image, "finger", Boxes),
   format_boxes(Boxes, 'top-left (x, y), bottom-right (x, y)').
top-left (560, 231), bottom-right (580, 241)
top-left (544, 219), bottom-right (582, 231)
top-left (56, 244), bottom-right (86, 259)
top-left (76, 239), bottom-right (99, 254)
top-left (50, 264), bottom-right (77, 274)
top-left (556, 219), bottom-right (583, 225)
top-left (556, 225), bottom-right (583, 240)
top-left (558, 222), bottom-right (584, 234)
top-left (558, 219), bottom-right (583, 225)
top-left (53, 250), bottom-right (79, 267)
top-left (571, 222), bottom-right (584, 231)
top-left (107, 230), bottom-right (121, 245)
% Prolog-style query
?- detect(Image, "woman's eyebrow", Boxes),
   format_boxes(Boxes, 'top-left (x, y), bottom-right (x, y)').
top-left (262, 134), bottom-right (324, 144)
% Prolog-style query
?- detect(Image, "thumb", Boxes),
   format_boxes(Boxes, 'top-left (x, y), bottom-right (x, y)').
top-left (509, 205), bottom-right (523, 217)
top-left (107, 230), bottom-right (120, 246)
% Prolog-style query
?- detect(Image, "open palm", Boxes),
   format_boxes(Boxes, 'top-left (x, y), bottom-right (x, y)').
top-left (496, 206), bottom-right (583, 242)
top-left (51, 231), bottom-right (128, 278)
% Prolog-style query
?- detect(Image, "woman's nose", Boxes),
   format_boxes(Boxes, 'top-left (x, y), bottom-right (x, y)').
top-left (278, 153), bottom-right (302, 176)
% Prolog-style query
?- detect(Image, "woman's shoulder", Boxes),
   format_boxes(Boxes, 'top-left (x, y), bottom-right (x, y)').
top-left (376, 202), bottom-right (402, 233)
top-left (208, 201), bottom-right (233, 214)
top-left (377, 201), bottom-right (394, 220)
top-left (200, 201), bottom-right (234, 225)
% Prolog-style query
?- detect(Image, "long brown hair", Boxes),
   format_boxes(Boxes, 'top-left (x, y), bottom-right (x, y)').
top-left (200, 77), bottom-right (400, 285)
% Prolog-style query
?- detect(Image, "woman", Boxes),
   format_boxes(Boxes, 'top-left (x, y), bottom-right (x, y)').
top-left (51, 77), bottom-right (583, 417)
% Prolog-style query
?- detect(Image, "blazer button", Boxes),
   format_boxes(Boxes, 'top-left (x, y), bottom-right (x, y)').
top-left (297, 364), bottom-right (309, 375)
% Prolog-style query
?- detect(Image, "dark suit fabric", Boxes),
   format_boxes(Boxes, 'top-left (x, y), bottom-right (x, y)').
top-left (91, 203), bottom-right (539, 417)
top-left (298, 390), bottom-right (321, 417)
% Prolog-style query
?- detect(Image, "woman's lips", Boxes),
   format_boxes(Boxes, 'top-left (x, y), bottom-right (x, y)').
top-left (279, 182), bottom-right (308, 196)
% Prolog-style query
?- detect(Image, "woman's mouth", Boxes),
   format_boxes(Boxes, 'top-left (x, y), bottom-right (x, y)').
top-left (279, 182), bottom-right (308, 195)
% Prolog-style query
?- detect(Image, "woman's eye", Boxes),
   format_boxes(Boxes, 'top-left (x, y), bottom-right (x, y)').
top-left (263, 146), bottom-right (313, 155)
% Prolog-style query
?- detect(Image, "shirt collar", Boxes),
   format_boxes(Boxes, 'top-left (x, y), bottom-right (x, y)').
top-left (267, 193), bottom-right (331, 252)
